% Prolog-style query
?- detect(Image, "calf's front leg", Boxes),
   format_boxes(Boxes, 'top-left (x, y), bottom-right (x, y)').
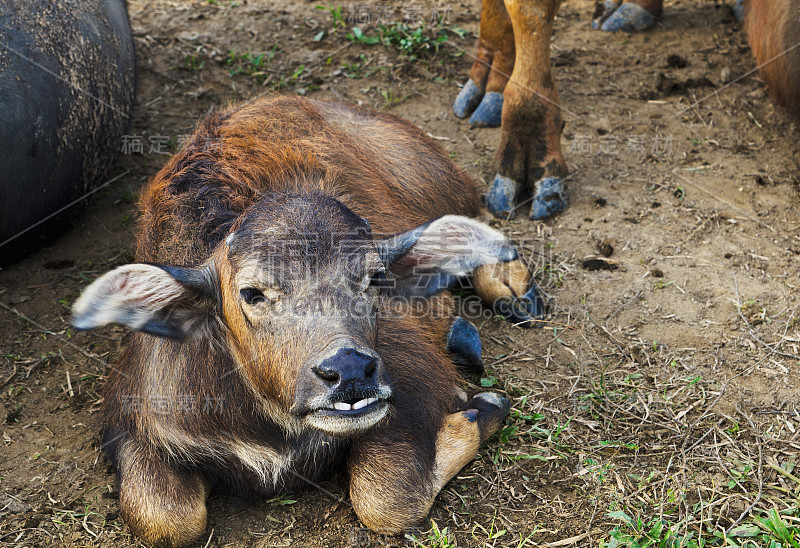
top-left (348, 393), bottom-right (509, 534)
top-left (115, 439), bottom-right (210, 547)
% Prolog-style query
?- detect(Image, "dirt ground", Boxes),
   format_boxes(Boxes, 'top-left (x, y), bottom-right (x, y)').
top-left (1, 0), bottom-right (798, 546)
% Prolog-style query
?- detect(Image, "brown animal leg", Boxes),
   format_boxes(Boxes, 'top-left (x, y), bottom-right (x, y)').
top-left (348, 393), bottom-right (508, 534)
top-left (744, 0), bottom-right (800, 122)
top-left (473, 259), bottom-right (545, 326)
top-left (593, 0), bottom-right (662, 32)
top-left (485, 0), bottom-right (568, 221)
top-left (116, 439), bottom-right (210, 547)
top-left (453, 0), bottom-right (514, 125)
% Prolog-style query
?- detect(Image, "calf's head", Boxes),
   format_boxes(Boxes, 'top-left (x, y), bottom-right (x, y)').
top-left (72, 193), bottom-right (518, 436)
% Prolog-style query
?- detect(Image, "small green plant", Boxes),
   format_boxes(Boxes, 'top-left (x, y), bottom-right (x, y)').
top-left (753, 508), bottom-right (799, 548)
top-left (181, 55), bottom-right (205, 71)
top-left (479, 375), bottom-right (498, 388)
top-left (406, 520), bottom-right (456, 547)
top-left (345, 21), bottom-right (461, 62)
top-left (316, 4), bottom-right (346, 32)
top-left (726, 459), bottom-right (753, 491)
top-left (380, 89), bottom-right (403, 108)
top-left (603, 507), bottom-right (800, 548)
top-left (290, 65), bottom-right (306, 80)
top-left (226, 46), bottom-right (279, 84)
top-left (602, 512), bottom-right (699, 548)
top-left (472, 512), bottom-right (507, 545)
top-left (653, 279), bottom-right (675, 290)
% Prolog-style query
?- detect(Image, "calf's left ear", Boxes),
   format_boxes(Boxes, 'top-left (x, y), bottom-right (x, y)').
top-left (71, 263), bottom-right (217, 339)
top-left (376, 215), bottom-right (545, 325)
top-left (376, 215), bottom-right (518, 297)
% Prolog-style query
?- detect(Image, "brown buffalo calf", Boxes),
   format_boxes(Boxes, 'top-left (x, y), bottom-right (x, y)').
top-left (457, 0), bottom-right (800, 220)
top-left (72, 96), bottom-right (545, 547)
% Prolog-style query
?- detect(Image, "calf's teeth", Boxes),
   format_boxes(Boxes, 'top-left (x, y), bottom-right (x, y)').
top-left (329, 398), bottom-right (379, 412)
top-left (352, 397), bottom-right (377, 410)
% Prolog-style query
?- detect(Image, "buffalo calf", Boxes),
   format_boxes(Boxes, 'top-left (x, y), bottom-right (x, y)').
top-left (72, 96), bottom-right (544, 547)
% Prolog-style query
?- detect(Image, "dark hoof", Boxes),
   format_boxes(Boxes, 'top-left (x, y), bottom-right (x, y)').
top-left (447, 317), bottom-right (484, 375)
top-left (530, 176), bottom-right (567, 220)
top-left (469, 92), bottom-right (503, 128)
top-left (600, 3), bottom-right (657, 32)
top-left (467, 392), bottom-right (511, 441)
top-left (472, 392), bottom-right (511, 418)
top-left (493, 280), bottom-right (546, 328)
top-left (592, 0), bottom-right (621, 29)
top-left (733, 0), bottom-right (745, 21)
top-left (486, 174), bottom-right (521, 219)
top-left (453, 79), bottom-right (484, 119)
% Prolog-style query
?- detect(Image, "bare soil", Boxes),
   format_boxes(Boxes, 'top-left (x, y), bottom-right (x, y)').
top-left (1, 1), bottom-right (798, 546)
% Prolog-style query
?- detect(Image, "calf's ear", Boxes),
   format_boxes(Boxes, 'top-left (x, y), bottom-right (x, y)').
top-left (376, 215), bottom-right (519, 298)
top-left (71, 263), bottom-right (218, 339)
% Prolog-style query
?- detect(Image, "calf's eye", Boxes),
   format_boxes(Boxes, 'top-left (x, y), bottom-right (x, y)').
top-left (369, 268), bottom-right (390, 290)
top-left (240, 287), bottom-right (266, 305)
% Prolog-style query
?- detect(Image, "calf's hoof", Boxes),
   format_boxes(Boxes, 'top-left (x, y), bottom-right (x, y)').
top-left (599, 3), bottom-right (657, 32)
top-left (530, 177), bottom-right (567, 221)
top-left (453, 79), bottom-right (484, 119)
top-left (447, 317), bottom-right (484, 375)
top-left (493, 281), bottom-right (546, 328)
top-left (464, 392), bottom-right (511, 442)
top-left (486, 174), bottom-right (521, 219)
top-left (469, 92), bottom-right (504, 127)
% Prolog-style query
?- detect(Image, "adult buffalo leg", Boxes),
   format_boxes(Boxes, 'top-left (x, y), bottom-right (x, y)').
top-left (348, 393), bottom-right (509, 533)
top-left (742, 0), bottom-right (800, 122)
top-left (486, 0), bottom-right (568, 220)
top-left (593, 0), bottom-right (663, 32)
top-left (453, 0), bottom-right (514, 127)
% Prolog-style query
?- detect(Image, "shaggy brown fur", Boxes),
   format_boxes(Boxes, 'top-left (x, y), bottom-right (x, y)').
top-left (744, 0), bottom-right (800, 122)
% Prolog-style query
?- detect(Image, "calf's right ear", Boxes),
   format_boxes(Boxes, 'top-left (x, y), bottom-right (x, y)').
top-left (71, 263), bottom-right (217, 339)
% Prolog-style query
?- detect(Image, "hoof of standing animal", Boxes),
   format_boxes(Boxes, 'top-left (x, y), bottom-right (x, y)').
top-left (733, 0), bottom-right (746, 21)
top-left (469, 92), bottom-right (504, 127)
top-left (597, 2), bottom-right (657, 32)
top-left (530, 176), bottom-right (567, 220)
top-left (592, 0), bottom-right (622, 29)
top-left (492, 280), bottom-right (546, 328)
top-left (447, 318), bottom-right (484, 375)
top-left (453, 79), bottom-right (485, 119)
top-left (486, 174), bottom-right (521, 219)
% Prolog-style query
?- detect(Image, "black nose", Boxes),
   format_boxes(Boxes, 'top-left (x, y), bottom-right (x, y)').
top-left (312, 348), bottom-right (378, 384)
